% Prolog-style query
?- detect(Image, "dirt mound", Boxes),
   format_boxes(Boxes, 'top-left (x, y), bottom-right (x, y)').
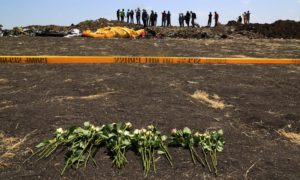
top-left (21, 18), bottom-right (300, 39)
top-left (75, 18), bottom-right (143, 31)
top-left (148, 25), bottom-right (257, 39)
top-left (25, 25), bottom-right (69, 32)
top-left (234, 20), bottom-right (300, 39)
top-left (25, 18), bottom-right (143, 33)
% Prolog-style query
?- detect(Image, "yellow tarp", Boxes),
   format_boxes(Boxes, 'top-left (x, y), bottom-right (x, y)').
top-left (82, 27), bottom-right (145, 38)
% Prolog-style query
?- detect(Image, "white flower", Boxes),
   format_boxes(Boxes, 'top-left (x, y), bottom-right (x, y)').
top-left (84, 122), bottom-right (90, 127)
top-left (141, 128), bottom-right (147, 133)
top-left (161, 135), bottom-right (167, 141)
top-left (134, 129), bottom-right (140, 135)
top-left (204, 132), bottom-right (210, 138)
top-left (56, 128), bottom-right (64, 134)
top-left (118, 130), bottom-right (123, 134)
top-left (146, 131), bottom-right (151, 136)
top-left (95, 127), bottom-right (101, 132)
top-left (194, 132), bottom-right (200, 137)
top-left (125, 122), bottom-right (132, 129)
top-left (171, 128), bottom-right (177, 135)
top-left (124, 131), bottom-right (130, 136)
top-left (91, 125), bottom-right (95, 130)
top-left (147, 125), bottom-right (154, 130)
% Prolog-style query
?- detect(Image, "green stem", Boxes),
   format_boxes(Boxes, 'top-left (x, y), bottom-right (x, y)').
top-left (202, 148), bottom-right (212, 172)
top-left (38, 143), bottom-right (52, 159)
top-left (76, 132), bottom-right (95, 168)
top-left (84, 145), bottom-right (95, 167)
top-left (161, 144), bottom-right (173, 167)
top-left (189, 147), bottom-right (196, 164)
top-left (212, 150), bottom-right (218, 175)
top-left (141, 148), bottom-right (147, 176)
top-left (146, 148), bottom-right (151, 176)
top-left (152, 148), bottom-right (157, 173)
top-left (210, 151), bottom-right (218, 175)
top-left (61, 158), bottom-right (71, 175)
top-left (45, 143), bottom-right (61, 158)
top-left (192, 147), bottom-right (205, 167)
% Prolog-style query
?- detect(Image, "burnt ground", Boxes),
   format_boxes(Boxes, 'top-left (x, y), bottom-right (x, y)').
top-left (0, 38), bottom-right (300, 179)
top-left (0, 37), bottom-right (300, 58)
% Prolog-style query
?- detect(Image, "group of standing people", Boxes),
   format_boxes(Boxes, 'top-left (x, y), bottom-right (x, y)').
top-left (116, 8), bottom-right (251, 28)
top-left (207, 12), bottom-right (219, 27)
top-left (116, 9), bottom-right (135, 23)
top-left (179, 11), bottom-right (197, 27)
top-left (242, 11), bottom-right (251, 24)
top-left (237, 11), bottom-right (251, 24)
top-left (117, 9), bottom-right (170, 27)
top-left (161, 11), bottom-right (172, 27)
top-left (142, 10), bottom-right (159, 27)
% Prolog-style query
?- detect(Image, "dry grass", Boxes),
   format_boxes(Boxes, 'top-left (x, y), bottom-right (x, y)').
top-left (0, 78), bottom-right (8, 84)
top-left (52, 91), bottom-right (117, 102)
top-left (278, 129), bottom-right (300, 145)
top-left (0, 101), bottom-right (15, 111)
top-left (0, 130), bottom-right (36, 169)
top-left (191, 90), bottom-right (225, 110)
top-left (0, 105), bottom-right (15, 111)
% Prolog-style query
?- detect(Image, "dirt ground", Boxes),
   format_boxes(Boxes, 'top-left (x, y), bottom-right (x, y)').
top-left (0, 37), bottom-right (300, 58)
top-left (0, 38), bottom-right (300, 179)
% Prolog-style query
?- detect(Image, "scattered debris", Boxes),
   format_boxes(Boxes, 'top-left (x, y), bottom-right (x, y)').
top-left (64, 29), bottom-right (81, 38)
top-left (51, 91), bottom-right (117, 102)
top-left (1, 18), bottom-right (299, 39)
top-left (191, 90), bottom-right (226, 110)
top-left (0, 130), bottom-right (36, 168)
top-left (278, 129), bottom-right (300, 145)
top-left (82, 27), bottom-right (144, 38)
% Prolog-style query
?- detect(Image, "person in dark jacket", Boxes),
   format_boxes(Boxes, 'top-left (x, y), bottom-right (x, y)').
top-left (214, 12), bottom-right (219, 27)
top-left (191, 11), bottom-right (197, 27)
top-left (237, 16), bottom-right (242, 24)
top-left (161, 11), bottom-right (166, 27)
top-left (154, 12), bottom-right (158, 26)
top-left (207, 12), bottom-right (212, 27)
top-left (126, 9), bottom-right (130, 23)
top-left (150, 11), bottom-right (155, 26)
top-left (130, 10), bottom-right (134, 23)
top-left (179, 13), bottom-right (184, 27)
top-left (142, 9), bottom-right (148, 27)
top-left (246, 11), bottom-right (251, 24)
top-left (167, 11), bottom-right (171, 27)
top-left (117, 9), bottom-right (120, 21)
top-left (185, 11), bottom-right (191, 27)
top-left (136, 8), bottom-right (141, 25)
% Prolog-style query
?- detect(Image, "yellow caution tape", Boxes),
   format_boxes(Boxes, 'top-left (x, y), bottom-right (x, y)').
top-left (0, 56), bottom-right (299, 64)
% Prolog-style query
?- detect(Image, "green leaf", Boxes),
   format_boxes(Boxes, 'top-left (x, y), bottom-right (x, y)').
top-left (123, 139), bottom-right (131, 146)
top-left (217, 146), bottom-right (224, 152)
top-left (157, 150), bottom-right (166, 155)
top-left (183, 127), bottom-right (192, 135)
top-left (82, 129), bottom-right (90, 136)
top-left (36, 142), bottom-right (46, 148)
top-left (68, 135), bottom-right (75, 140)
top-left (161, 135), bottom-right (167, 141)
top-left (79, 141), bottom-right (86, 148)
